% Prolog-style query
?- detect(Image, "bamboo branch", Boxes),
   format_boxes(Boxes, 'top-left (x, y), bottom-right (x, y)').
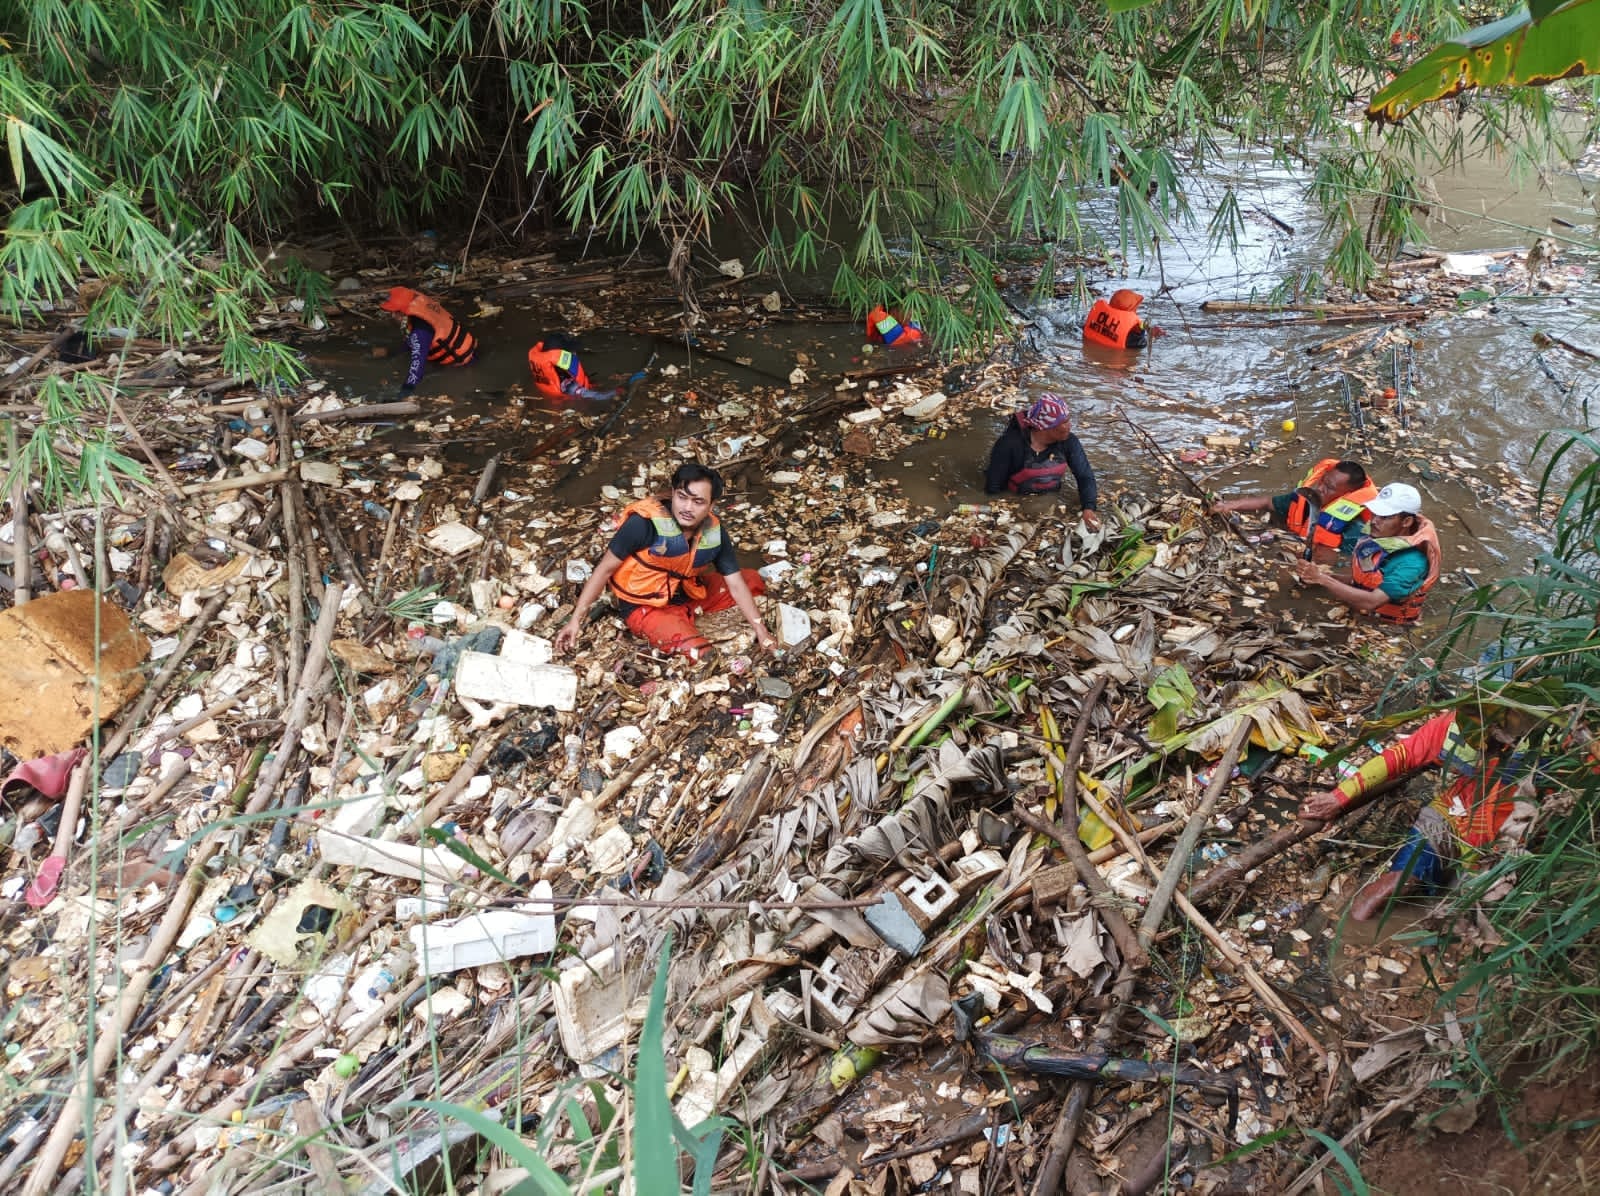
top-left (1139, 720), bottom-right (1251, 946)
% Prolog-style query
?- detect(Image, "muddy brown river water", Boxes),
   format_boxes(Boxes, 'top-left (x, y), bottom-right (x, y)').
top-left (307, 140), bottom-right (1599, 647)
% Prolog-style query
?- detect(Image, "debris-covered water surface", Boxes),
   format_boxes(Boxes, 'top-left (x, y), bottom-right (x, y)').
top-left (0, 243), bottom-right (1586, 1196)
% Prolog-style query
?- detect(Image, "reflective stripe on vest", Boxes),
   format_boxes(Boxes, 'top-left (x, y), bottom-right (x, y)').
top-left (1350, 517), bottom-right (1441, 624)
top-left (607, 498), bottom-right (723, 608)
top-left (1309, 483), bottom-right (1378, 550)
top-left (1082, 300), bottom-right (1143, 349)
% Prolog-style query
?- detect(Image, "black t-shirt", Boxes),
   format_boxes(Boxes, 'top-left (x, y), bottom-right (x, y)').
top-left (606, 513), bottom-right (741, 612)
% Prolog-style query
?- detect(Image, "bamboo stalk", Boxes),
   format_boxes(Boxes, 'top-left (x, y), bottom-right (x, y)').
top-left (8, 420), bottom-right (29, 606)
top-left (240, 583), bottom-right (343, 816)
top-left (1139, 720), bottom-right (1251, 946)
top-left (177, 467), bottom-right (291, 497)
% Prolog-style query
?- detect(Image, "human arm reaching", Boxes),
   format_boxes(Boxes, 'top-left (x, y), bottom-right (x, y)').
top-left (554, 551), bottom-right (625, 655)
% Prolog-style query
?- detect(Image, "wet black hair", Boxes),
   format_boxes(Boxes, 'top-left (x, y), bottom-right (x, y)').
top-left (542, 332), bottom-right (581, 353)
top-left (1333, 461), bottom-right (1369, 488)
top-left (671, 462), bottom-right (724, 500)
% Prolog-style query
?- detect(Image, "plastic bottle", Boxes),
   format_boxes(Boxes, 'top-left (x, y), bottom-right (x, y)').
top-left (957, 503), bottom-right (994, 515)
top-left (368, 948), bottom-right (414, 1000)
top-left (406, 626), bottom-right (448, 657)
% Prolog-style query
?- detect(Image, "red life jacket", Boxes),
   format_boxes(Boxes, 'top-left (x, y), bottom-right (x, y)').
top-left (607, 497), bottom-right (723, 608)
top-left (867, 306), bottom-right (923, 346)
top-left (527, 343), bottom-right (593, 400)
top-left (387, 288), bottom-right (477, 365)
top-left (1286, 459), bottom-right (1379, 550)
top-left (1008, 461), bottom-right (1070, 494)
top-left (1350, 518), bottom-right (1441, 624)
top-left (1082, 300), bottom-right (1144, 349)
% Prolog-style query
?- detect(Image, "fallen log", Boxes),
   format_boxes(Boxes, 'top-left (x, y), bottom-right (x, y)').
top-left (293, 400), bottom-right (419, 424)
top-left (1186, 777), bottom-right (1405, 905)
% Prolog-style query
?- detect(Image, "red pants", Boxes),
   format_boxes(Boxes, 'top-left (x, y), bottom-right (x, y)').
top-left (623, 569), bottom-right (766, 658)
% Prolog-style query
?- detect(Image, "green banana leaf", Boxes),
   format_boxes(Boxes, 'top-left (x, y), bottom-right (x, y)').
top-left (1368, 0), bottom-right (1600, 124)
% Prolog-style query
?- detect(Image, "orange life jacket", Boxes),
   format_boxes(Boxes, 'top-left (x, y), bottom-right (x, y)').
top-left (607, 497), bottom-right (724, 608)
top-left (388, 288), bottom-right (477, 365)
top-left (527, 343), bottom-right (593, 400)
top-left (1286, 459), bottom-right (1379, 550)
top-left (1082, 299), bottom-right (1144, 349)
top-left (1350, 517), bottom-right (1441, 624)
top-left (867, 306), bottom-right (923, 346)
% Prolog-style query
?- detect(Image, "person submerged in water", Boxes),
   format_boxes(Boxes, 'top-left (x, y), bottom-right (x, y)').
top-left (379, 287), bottom-right (478, 392)
top-left (983, 393), bottom-right (1101, 530)
top-left (527, 333), bottom-right (619, 401)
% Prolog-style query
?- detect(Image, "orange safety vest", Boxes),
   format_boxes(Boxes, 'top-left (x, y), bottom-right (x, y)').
top-left (1350, 517), bottom-right (1441, 624)
top-left (527, 343), bottom-right (593, 400)
top-left (607, 497), bottom-right (724, 608)
top-left (867, 306), bottom-right (923, 346)
top-left (1286, 459), bottom-right (1379, 550)
top-left (388, 288), bottom-right (477, 365)
top-left (1082, 299), bottom-right (1144, 349)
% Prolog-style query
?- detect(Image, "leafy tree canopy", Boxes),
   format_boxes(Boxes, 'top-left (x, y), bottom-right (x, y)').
top-left (1, 0), bottom-right (1595, 363)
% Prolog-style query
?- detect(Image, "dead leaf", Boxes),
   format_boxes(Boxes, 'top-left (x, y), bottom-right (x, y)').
top-left (329, 639), bottom-right (392, 674)
top-left (162, 551), bottom-right (248, 596)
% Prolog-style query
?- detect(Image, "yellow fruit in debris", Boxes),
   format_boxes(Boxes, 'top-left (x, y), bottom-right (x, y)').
top-left (1281, 419), bottom-right (1297, 434)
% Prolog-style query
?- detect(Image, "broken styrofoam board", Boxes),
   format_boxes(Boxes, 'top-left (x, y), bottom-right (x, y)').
top-left (552, 945), bottom-right (631, 1063)
top-left (453, 652), bottom-right (577, 712)
top-left (317, 830), bottom-right (470, 883)
top-left (409, 882), bottom-right (557, 976)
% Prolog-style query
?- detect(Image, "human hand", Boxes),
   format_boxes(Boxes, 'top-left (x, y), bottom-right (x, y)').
top-left (1290, 559), bottom-right (1324, 586)
top-left (553, 620), bottom-right (581, 655)
top-left (755, 628), bottom-right (780, 653)
top-left (1148, 325), bottom-right (1167, 339)
top-left (1299, 791), bottom-right (1345, 821)
top-left (1082, 509), bottom-right (1101, 532)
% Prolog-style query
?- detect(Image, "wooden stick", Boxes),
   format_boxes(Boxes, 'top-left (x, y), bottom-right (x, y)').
top-left (1140, 720), bottom-right (1251, 946)
top-left (1280, 1078), bottom-right (1431, 1196)
top-left (98, 589), bottom-right (231, 762)
top-left (293, 401), bottom-right (418, 425)
top-left (1171, 890), bottom-right (1327, 1061)
top-left (274, 404), bottom-right (306, 686)
top-left (177, 467), bottom-right (291, 497)
top-left (20, 828), bottom-right (232, 1194)
top-left (307, 489), bottom-right (374, 616)
top-left (240, 583), bottom-right (343, 816)
top-left (8, 420), bottom-right (29, 606)
top-left (1186, 778), bottom-right (1402, 904)
top-left (292, 1100), bottom-right (344, 1192)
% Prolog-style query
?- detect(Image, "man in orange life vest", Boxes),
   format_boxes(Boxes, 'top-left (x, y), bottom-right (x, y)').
top-left (527, 333), bottom-right (619, 401)
top-left (1291, 482), bottom-right (1441, 624)
top-left (379, 287), bottom-right (478, 391)
top-left (1211, 458), bottom-right (1377, 562)
top-left (1083, 289), bottom-right (1158, 350)
top-left (553, 462), bottom-right (777, 661)
top-left (866, 305), bottom-right (924, 348)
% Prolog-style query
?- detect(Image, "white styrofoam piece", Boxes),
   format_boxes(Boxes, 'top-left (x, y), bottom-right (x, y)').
top-left (318, 830), bottom-right (469, 882)
top-left (777, 603), bottom-right (811, 647)
top-left (498, 628), bottom-right (553, 665)
top-left (409, 883), bottom-right (557, 976)
top-left (552, 945), bottom-right (629, 1062)
top-left (454, 652), bottom-right (577, 711)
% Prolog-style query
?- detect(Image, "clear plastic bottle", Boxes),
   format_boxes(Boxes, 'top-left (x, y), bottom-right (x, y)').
top-left (368, 948), bottom-right (414, 1000)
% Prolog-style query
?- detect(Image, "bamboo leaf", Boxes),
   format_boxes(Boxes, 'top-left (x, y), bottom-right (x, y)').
top-left (1368, 0), bottom-right (1600, 123)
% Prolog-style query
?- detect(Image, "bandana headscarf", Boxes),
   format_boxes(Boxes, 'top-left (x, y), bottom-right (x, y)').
top-left (1019, 393), bottom-right (1070, 431)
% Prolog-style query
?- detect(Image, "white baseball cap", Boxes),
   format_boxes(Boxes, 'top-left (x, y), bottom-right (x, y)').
top-left (1366, 482), bottom-right (1422, 517)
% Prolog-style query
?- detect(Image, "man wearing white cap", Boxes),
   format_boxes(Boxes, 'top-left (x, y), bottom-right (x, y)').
top-left (1291, 482), bottom-right (1441, 624)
